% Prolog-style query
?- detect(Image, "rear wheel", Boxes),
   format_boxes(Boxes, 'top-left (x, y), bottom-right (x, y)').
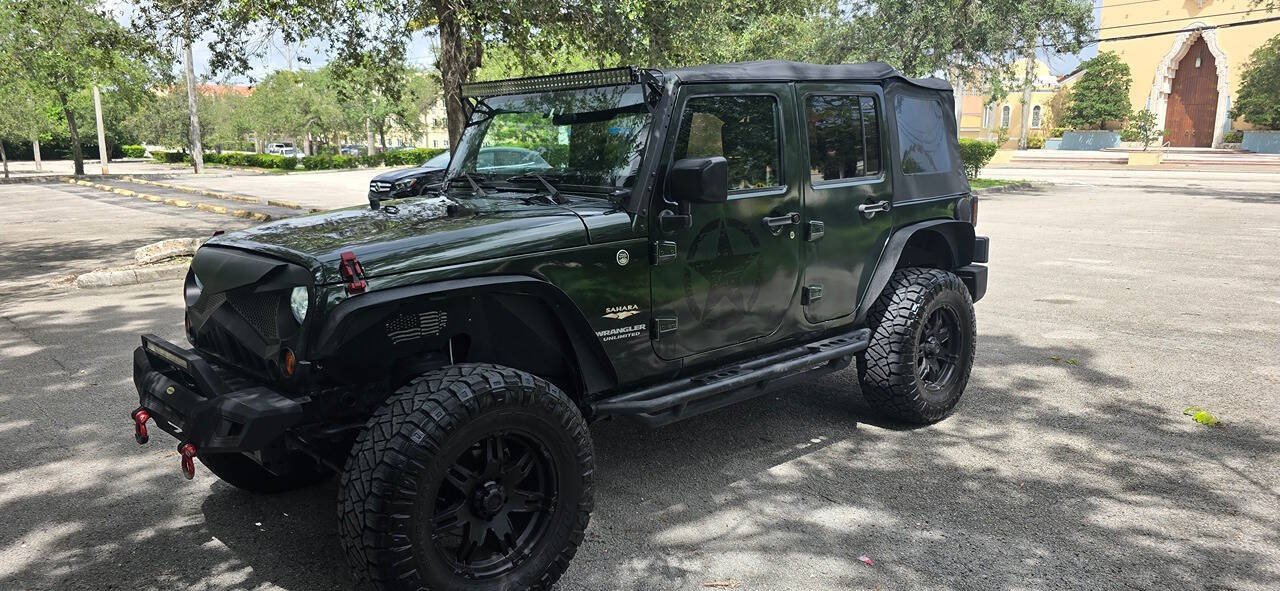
top-left (338, 363), bottom-right (593, 591)
top-left (857, 267), bottom-right (976, 424)
top-left (198, 451), bottom-right (331, 494)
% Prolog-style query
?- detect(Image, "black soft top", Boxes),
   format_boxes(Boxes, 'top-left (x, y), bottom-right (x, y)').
top-left (663, 60), bottom-right (951, 91)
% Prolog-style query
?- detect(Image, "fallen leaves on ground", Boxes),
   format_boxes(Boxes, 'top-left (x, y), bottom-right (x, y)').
top-left (1183, 406), bottom-right (1222, 427)
top-left (703, 580), bottom-right (740, 588)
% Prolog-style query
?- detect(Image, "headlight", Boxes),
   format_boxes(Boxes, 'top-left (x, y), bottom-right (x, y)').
top-left (184, 270), bottom-right (203, 306)
top-left (393, 178), bottom-right (417, 191)
top-left (290, 286), bottom-right (309, 324)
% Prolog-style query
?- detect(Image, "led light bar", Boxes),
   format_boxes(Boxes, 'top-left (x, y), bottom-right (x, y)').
top-left (462, 66), bottom-right (642, 98)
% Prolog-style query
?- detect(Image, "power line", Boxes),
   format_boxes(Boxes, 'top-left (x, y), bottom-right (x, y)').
top-left (1098, 0), bottom-right (1164, 9)
top-left (1053, 13), bottom-right (1280, 48)
top-left (1098, 8), bottom-right (1276, 31)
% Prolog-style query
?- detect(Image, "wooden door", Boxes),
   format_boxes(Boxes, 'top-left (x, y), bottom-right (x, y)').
top-left (1164, 38), bottom-right (1218, 148)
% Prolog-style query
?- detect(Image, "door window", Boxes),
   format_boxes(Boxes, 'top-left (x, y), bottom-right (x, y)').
top-left (674, 95), bottom-right (781, 191)
top-left (804, 95), bottom-right (883, 183)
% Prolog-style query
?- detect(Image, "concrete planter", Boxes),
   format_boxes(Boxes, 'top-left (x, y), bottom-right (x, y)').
top-left (990, 150), bottom-right (1016, 165)
top-left (1044, 138), bottom-right (1062, 150)
top-left (1127, 151), bottom-right (1164, 166)
top-left (1241, 130), bottom-right (1280, 154)
top-left (1059, 131), bottom-right (1121, 151)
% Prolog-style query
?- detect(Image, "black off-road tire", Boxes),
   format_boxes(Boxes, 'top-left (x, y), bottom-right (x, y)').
top-left (857, 267), bottom-right (976, 424)
top-left (338, 363), bottom-right (594, 591)
top-left (198, 451), bottom-right (331, 494)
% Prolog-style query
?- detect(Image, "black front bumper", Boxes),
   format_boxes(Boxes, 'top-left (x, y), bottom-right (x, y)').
top-left (133, 334), bottom-right (304, 453)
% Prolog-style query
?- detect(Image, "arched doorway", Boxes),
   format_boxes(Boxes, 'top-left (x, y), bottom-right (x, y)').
top-left (1149, 25), bottom-right (1230, 148)
top-left (1165, 37), bottom-right (1218, 147)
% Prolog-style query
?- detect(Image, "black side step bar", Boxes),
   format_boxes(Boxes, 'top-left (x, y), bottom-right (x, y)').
top-left (591, 329), bottom-right (870, 426)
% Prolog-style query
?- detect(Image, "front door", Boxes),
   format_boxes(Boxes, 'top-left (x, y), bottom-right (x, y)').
top-left (651, 84), bottom-right (803, 360)
top-left (1165, 37), bottom-right (1219, 148)
top-left (794, 86), bottom-right (894, 323)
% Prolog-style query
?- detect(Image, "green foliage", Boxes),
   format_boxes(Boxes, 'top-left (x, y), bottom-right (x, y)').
top-left (383, 148), bottom-right (446, 167)
top-left (151, 150), bottom-right (186, 163)
top-left (1183, 406), bottom-right (1222, 427)
top-left (122, 144), bottom-right (147, 158)
top-left (1062, 51), bottom-right (1132, 130)
top-left (1223, 130), bottom-right (1244, 143)
top-left (300, 154), bottom-right (365, 170)
top-left (1025, 134), bottom-right (1045, 150)
top-left (1048, 127), bottom-right (1070, 138)
top-left (1122, 109), bottom-right (1163, 150)
top-left (1230, 34), bottom-right (1280, 130)
top-left (957, 139), bottom-right (999, 179)
top-left (202, 152), bottom-right (298, 170)
top-left (995, 127), bottom-right (1011, 147)
top-left (0, 0), bottom-right (169, 174)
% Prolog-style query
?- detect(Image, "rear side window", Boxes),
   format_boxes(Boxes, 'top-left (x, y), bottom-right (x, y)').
top-left (895, 96), bottom-right (952, 174)
top-left (675, 95), bottom-right (781, 191)
top-left (805, 95), bottom-right (882, 183)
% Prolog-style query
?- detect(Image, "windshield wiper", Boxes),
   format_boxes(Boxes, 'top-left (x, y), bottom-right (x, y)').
top-left (505, 173), bottom-right (567, 205)
top-left (447, 172), bottom-right (492, 195)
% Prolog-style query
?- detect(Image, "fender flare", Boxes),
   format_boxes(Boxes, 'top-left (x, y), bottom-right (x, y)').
top-left (310, 275), bottom-right (617, 394)
top-left (856, 219), bottom-right (976, 323)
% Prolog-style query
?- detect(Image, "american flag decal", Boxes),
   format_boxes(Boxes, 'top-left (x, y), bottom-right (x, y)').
top-left (386, 311), bottom-right (448, 344)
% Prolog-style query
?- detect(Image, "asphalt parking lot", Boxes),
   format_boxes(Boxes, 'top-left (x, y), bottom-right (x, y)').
top-left (1, 170), bottom-right (1278, 590)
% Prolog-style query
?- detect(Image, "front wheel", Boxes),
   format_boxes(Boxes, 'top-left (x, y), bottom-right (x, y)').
top-left (857, 267), bottom-right (977, 424)
top-left (338, 363), bottom-right (594, 591)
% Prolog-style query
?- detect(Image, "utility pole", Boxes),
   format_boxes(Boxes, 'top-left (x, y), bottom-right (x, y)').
top-left (184, 21), bottom-right (204, 174)
top-left (92, 86), bottom-right (109, 175)
top-left (366, 117), bottom-right (375, 157)
top-left (31, 137), bottom-right (41, 172)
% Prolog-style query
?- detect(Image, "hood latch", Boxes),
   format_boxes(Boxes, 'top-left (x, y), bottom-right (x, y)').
top-left (339, 251), bottom-right (368, 295)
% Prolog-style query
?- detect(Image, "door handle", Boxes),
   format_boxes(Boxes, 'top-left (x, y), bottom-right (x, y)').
top-left (762, 212), bottom-right (800, 235)
top-left (857, 200), bottom-right (891, 218)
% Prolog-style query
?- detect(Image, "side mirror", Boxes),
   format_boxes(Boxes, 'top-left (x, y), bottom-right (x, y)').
top-left (668, 156), bottom-right (728, 204)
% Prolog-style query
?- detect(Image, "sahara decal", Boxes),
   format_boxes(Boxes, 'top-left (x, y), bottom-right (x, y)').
top-left (595, 323), bottom-right (647, 342)
top-left (603, 304), bottom-right (642, 320)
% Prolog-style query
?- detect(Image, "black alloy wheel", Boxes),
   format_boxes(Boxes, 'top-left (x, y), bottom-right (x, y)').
top-left (429, 431), bottom-right (558, 578)
top-left (916, 306), bottom-right (962, 393)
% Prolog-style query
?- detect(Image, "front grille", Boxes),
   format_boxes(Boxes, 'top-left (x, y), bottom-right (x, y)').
top-left (228, 292), bottom-right (281, 341)
top-left (369, 180), bottom-right (392, 193)
top-left (189, 291), bottom-right (226, 326)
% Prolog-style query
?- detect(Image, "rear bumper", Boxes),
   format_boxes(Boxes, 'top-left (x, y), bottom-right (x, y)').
top-left (956, 264), bottom-right (988, 303)
top-left (133, 334), bottom-right (303, 453)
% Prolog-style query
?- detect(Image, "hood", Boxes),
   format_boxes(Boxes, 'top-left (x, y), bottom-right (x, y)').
top-left (370, 166), bottom-right (443, 183)
top-left (206, 194), bottom-right (589, 285)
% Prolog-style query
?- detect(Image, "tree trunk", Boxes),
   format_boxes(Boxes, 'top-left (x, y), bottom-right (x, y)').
top-left (185, 35), bottom-right (205, 174)
top-left (92, 86), bottom-right (110, 174)
top-left (365, 117), bottom-right (375, 156)
top-left (31, 137), bottom-right (41, 171)
top-left (1, 142), bottom-right (9, 179)
top-left (58, 91), bottom-right (85, 176)
top-left (1016, 46), bottom-right (1037, 150)
top-left (436, 2), bottom-right (481, 152)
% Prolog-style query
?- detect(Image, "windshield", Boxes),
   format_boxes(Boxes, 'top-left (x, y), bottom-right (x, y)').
top-left (448, 84), bottom-right (651, 193)
top-left (423, 152), bottom-right (451, 168)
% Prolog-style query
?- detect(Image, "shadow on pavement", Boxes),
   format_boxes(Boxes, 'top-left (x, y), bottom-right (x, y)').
top-left (0, 288), bottom-right (1276, 590)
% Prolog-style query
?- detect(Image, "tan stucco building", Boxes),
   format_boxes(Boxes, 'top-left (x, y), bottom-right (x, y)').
top-left (1099, 0), bottom-right (1280, 147)
top-left (956, 58), bottom-right (1061, 147)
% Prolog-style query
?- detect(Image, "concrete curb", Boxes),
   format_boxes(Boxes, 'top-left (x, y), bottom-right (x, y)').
top-left (120, 176), bottom-right (298, 209)
top-left (74, 262), bottom-right (188, 289)
top-left (64, 178), bottom-right (274, 221)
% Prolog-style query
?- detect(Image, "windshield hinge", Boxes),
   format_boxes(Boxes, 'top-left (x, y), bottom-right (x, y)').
top-left (339, 251), bottom-right (367, 295)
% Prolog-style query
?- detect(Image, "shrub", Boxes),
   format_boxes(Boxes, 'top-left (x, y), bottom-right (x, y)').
top-left (1049, 127), bottom-right (1070, 138)
top-left (359, 153), bottom-right (385, 167)
top-left (383, 147), bottom-right (446, 167)
top-left (995, 127), bottom-right (1011, 147)
top-left (1230, 34), bottom-right (1280, 130)
top-left (1025, 134), bottom-right (1045, 150)
top-left (1062, 51), bottom-right (1133, 130)
top-left (1123, 109), bottom-right (1163, 150)
top-left (1223, 130), bottom-right (1244, 143)
top-left (957, 138), bottom-right (999, 179)
top-left (122, 144), bottom-right (146, 158)
top-left (332, 155), bottom-right (360, 169)
top-left (301, 154), bottom-right (332, 170)
top-left (151, 150), bottom-right (187, 164)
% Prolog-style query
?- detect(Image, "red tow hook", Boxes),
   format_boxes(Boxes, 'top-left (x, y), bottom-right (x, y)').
top-left (132, 408), bottom-right (151, 445)
top-left (178, 443), bottom-right (197, 480)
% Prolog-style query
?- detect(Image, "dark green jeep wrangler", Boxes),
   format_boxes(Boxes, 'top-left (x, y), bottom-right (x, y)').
top-left (131, 61), bottom-right (987, 590)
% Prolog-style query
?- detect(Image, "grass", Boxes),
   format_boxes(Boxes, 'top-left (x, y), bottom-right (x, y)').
top-left (969, 178), bottom-right (1027, 189)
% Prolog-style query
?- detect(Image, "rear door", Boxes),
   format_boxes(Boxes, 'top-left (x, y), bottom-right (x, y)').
top-left (795, 85), bottom-right (894, 323)
top-left (650, 84), bottom-right (803, 359)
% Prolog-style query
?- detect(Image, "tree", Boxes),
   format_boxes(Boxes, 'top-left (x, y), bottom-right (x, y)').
top-left (0, 79), bottom-right (53, 177)
top-left (1061, 51), bottom-right (1132, 130)
top-left (1125, 109), bottom-right (1162, 150)
top-left (1230, 33), bottom-right (1280, 130)
top-left (0, 0), bottom-right (166, 175)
